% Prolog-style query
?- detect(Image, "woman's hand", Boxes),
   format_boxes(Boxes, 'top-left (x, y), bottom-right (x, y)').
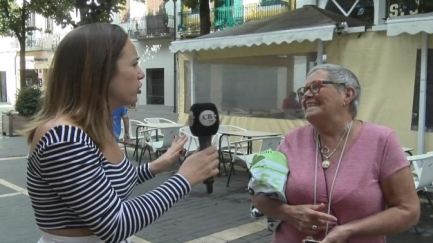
top-left (284, 203), bottom-right (338, 235)
top-left (178, 146), bottom-right (219, 186)
top-left (149, 134), bottom-right (188, 174)
top-left (320, 225), bottom-right (352, 243)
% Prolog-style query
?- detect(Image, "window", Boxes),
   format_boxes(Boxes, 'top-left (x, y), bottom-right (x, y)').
top-left (411, 49), bottom-right (433, 132)
top-left (146, 68), bottom-right (165, 105)
top-left (190, 60), bottom-right (306, 119)
top-left (325, 0), bottom-right (375, 23)
top-left (221, 65), bottom-right (278, 111)
top-left (387, 0), bottom-right (433, 17)
top-left (27, 12), bottom-right (36, 27)
top-left (45, 18), bottom-right (53, 32)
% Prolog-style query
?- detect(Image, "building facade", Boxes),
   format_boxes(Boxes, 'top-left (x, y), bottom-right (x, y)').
top-left (112, 0), bottom-right (180, 109)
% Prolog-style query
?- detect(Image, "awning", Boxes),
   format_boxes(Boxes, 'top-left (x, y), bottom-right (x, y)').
top-left (386, 12), bottom-right (433, 37)
top-left (171, 25), bottom-right (335, 52)
top-left (170, 5), bottom-right (370, 53)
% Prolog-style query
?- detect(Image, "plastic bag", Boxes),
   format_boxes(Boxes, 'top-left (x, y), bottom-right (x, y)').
top-left (247, 149), bottom-right (289, 232)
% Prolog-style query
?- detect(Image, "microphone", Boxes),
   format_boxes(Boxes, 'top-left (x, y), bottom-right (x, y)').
top-left (189, 103), bottom-right (220, 194)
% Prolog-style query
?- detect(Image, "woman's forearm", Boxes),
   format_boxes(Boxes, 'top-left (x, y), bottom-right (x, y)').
top-left (252, 193), bottom-right (288, 220)
top-left (343, 205), bottom-right (419, 237)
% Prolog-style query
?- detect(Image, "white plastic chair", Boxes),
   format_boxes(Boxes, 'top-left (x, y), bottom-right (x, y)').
top-left (139, 126), bottom-right (180, 165)
top-left (410, 154), bottom-right (433, 193)
top-left (119, 119), bottom-right (147, 159)
top-left (179, 126), bottom-right (199, 162)
top-left (212, 125), bottom-right (248, 175)
top-left (408, 153), bottom-right (433, 234)
top-left (143, 117), bottom-right (176, 139)
top-left (226, 136), bottom-right (281, 187)
top-left (144, 117), bottom-right (176, 124)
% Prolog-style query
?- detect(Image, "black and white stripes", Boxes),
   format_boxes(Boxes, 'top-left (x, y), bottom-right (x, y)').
top-left (27, 125), bottom-right (191, 243)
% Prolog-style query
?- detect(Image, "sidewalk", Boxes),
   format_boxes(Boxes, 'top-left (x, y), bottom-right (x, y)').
top-left (1, 149), bottom-right (433, 243)
top-left (0, 136), bottom-right (27, 158)
top-left (127, 105), bottom-right (178, 122)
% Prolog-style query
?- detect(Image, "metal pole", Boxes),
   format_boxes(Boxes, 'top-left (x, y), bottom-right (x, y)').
top-left (173, 0), bottom-right (177, 113)
top-left (417, 32), bottom-right (428, 155)
top-left (191, 52), bottom-right (196, 104)
top-left (316, 40), bottom-right (323, 65)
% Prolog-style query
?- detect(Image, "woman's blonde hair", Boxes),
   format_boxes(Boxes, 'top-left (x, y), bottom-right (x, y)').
top-left (22, 23), bottom-right (129, 149)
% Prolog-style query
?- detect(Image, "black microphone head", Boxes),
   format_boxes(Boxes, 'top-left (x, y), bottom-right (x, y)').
top-left (189, 103), bottom-right (219, 136)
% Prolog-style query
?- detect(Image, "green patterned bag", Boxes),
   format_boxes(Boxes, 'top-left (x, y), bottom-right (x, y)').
top-left (248, 149), bottom-right (289, 232)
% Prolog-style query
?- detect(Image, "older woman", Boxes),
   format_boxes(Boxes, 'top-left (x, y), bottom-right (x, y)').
top-left (253, 64), bottom-right (419, 243)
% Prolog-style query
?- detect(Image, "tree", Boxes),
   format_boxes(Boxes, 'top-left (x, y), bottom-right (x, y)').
top-left (0, 0), bottom-right (74, 88)
top-left (73, 0), bottom-right (127, 26)
top-left (183, 0), bottom-right (211, 35)
top-left (0, 0), bottom-right (128, 88)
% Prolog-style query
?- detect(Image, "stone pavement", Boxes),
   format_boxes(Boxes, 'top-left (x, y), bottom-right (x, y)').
top-left (0, 136), bottom-right (28, 158)
top-left (1, 105), bottom-right (433, 242)
top-left (1, 144), bottom-right (433, 243)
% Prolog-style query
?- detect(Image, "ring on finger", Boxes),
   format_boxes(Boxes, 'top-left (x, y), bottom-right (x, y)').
top-left (311, 225), bottom-right (318, 231)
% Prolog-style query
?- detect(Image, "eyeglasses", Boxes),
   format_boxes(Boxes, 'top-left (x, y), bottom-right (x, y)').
top-left (296, 80), bottom-right (346, 98)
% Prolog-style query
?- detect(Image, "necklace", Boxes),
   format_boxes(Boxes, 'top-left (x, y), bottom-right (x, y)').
top-left (319, 121), bottom-right (353, 169)
top-left (310, 120), bottom-right (353, 240)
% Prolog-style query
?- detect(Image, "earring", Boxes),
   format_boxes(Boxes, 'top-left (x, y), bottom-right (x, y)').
top-left (343, 101), bottom-right (346, 107)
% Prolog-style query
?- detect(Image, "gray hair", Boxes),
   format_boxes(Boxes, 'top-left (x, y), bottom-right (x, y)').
top-left (307, 64), bottom-right (361, 118)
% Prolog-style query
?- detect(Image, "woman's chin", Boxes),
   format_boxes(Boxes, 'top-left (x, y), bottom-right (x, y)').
top-left (304, 110), bottom-right (321, 122)
top-left (130, 95), bottom-right (138, 104)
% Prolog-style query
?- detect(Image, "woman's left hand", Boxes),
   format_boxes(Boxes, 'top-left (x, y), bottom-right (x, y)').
top-left (320, 225), bottom-right (352, 243)
top-left (150, 134), bottom-right (188, 174)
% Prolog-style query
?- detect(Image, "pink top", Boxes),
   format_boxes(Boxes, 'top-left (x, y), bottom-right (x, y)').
top-left (274, 122), bottom-right (410, 243)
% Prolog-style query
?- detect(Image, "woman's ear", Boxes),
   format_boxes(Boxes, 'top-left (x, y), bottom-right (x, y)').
top-left (344, 86), bottom-right (356, 105)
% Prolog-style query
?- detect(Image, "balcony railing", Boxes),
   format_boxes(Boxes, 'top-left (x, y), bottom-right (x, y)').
top-left (179, 1), bottom-right (293, 36)
top-left (127, 15), bottom-right (175, 39)
top-left (10, 33), bottom-right (64, 50)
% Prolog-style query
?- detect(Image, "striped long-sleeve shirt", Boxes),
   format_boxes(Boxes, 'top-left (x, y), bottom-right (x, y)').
top-left (27, 125), bottom-right (191, 243)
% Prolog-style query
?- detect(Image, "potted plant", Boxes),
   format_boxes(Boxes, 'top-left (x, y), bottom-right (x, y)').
top-left (1, 85), bottom-right (42, 136)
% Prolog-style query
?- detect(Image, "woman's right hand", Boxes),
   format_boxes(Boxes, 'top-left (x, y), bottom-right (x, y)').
top-left (284, 203), bottom-right (338, 235)
top-left (178, 146), bottom-right (219, 186)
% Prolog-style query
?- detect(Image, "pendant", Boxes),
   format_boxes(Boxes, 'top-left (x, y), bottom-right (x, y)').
top-left (322, 160), bottom-right (331, 169)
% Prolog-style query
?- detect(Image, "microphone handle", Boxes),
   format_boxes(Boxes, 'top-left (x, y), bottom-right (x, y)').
top-left (198, 136), bottom-right (214, 194)
top-left (198, 136), bottom-right (212, 150)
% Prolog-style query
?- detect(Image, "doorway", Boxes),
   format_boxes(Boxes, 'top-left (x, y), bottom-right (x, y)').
top-left (146, 68), bottom-right (165, 105)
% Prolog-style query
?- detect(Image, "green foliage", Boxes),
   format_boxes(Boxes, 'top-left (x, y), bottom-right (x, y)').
top-left (74, 0), bottom-right (127, 26)
top-left (183, 0), bottom-right (199, 10)
top-left (14, 85), bottom-right (42, 118)
top-left (29, 0), bottom-right (75, 27)
top-left (0, 0), bottom-right (29, 39)
top-left (0, 0), bottom-right (131, 87)
top-left (0, 0), bottom-right (131, 39)
top-left (183, 0), bottom-right (218, 11)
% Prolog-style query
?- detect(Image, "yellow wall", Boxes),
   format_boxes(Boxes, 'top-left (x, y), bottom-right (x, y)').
top-left (327, 31), bottom-right (433, 152)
